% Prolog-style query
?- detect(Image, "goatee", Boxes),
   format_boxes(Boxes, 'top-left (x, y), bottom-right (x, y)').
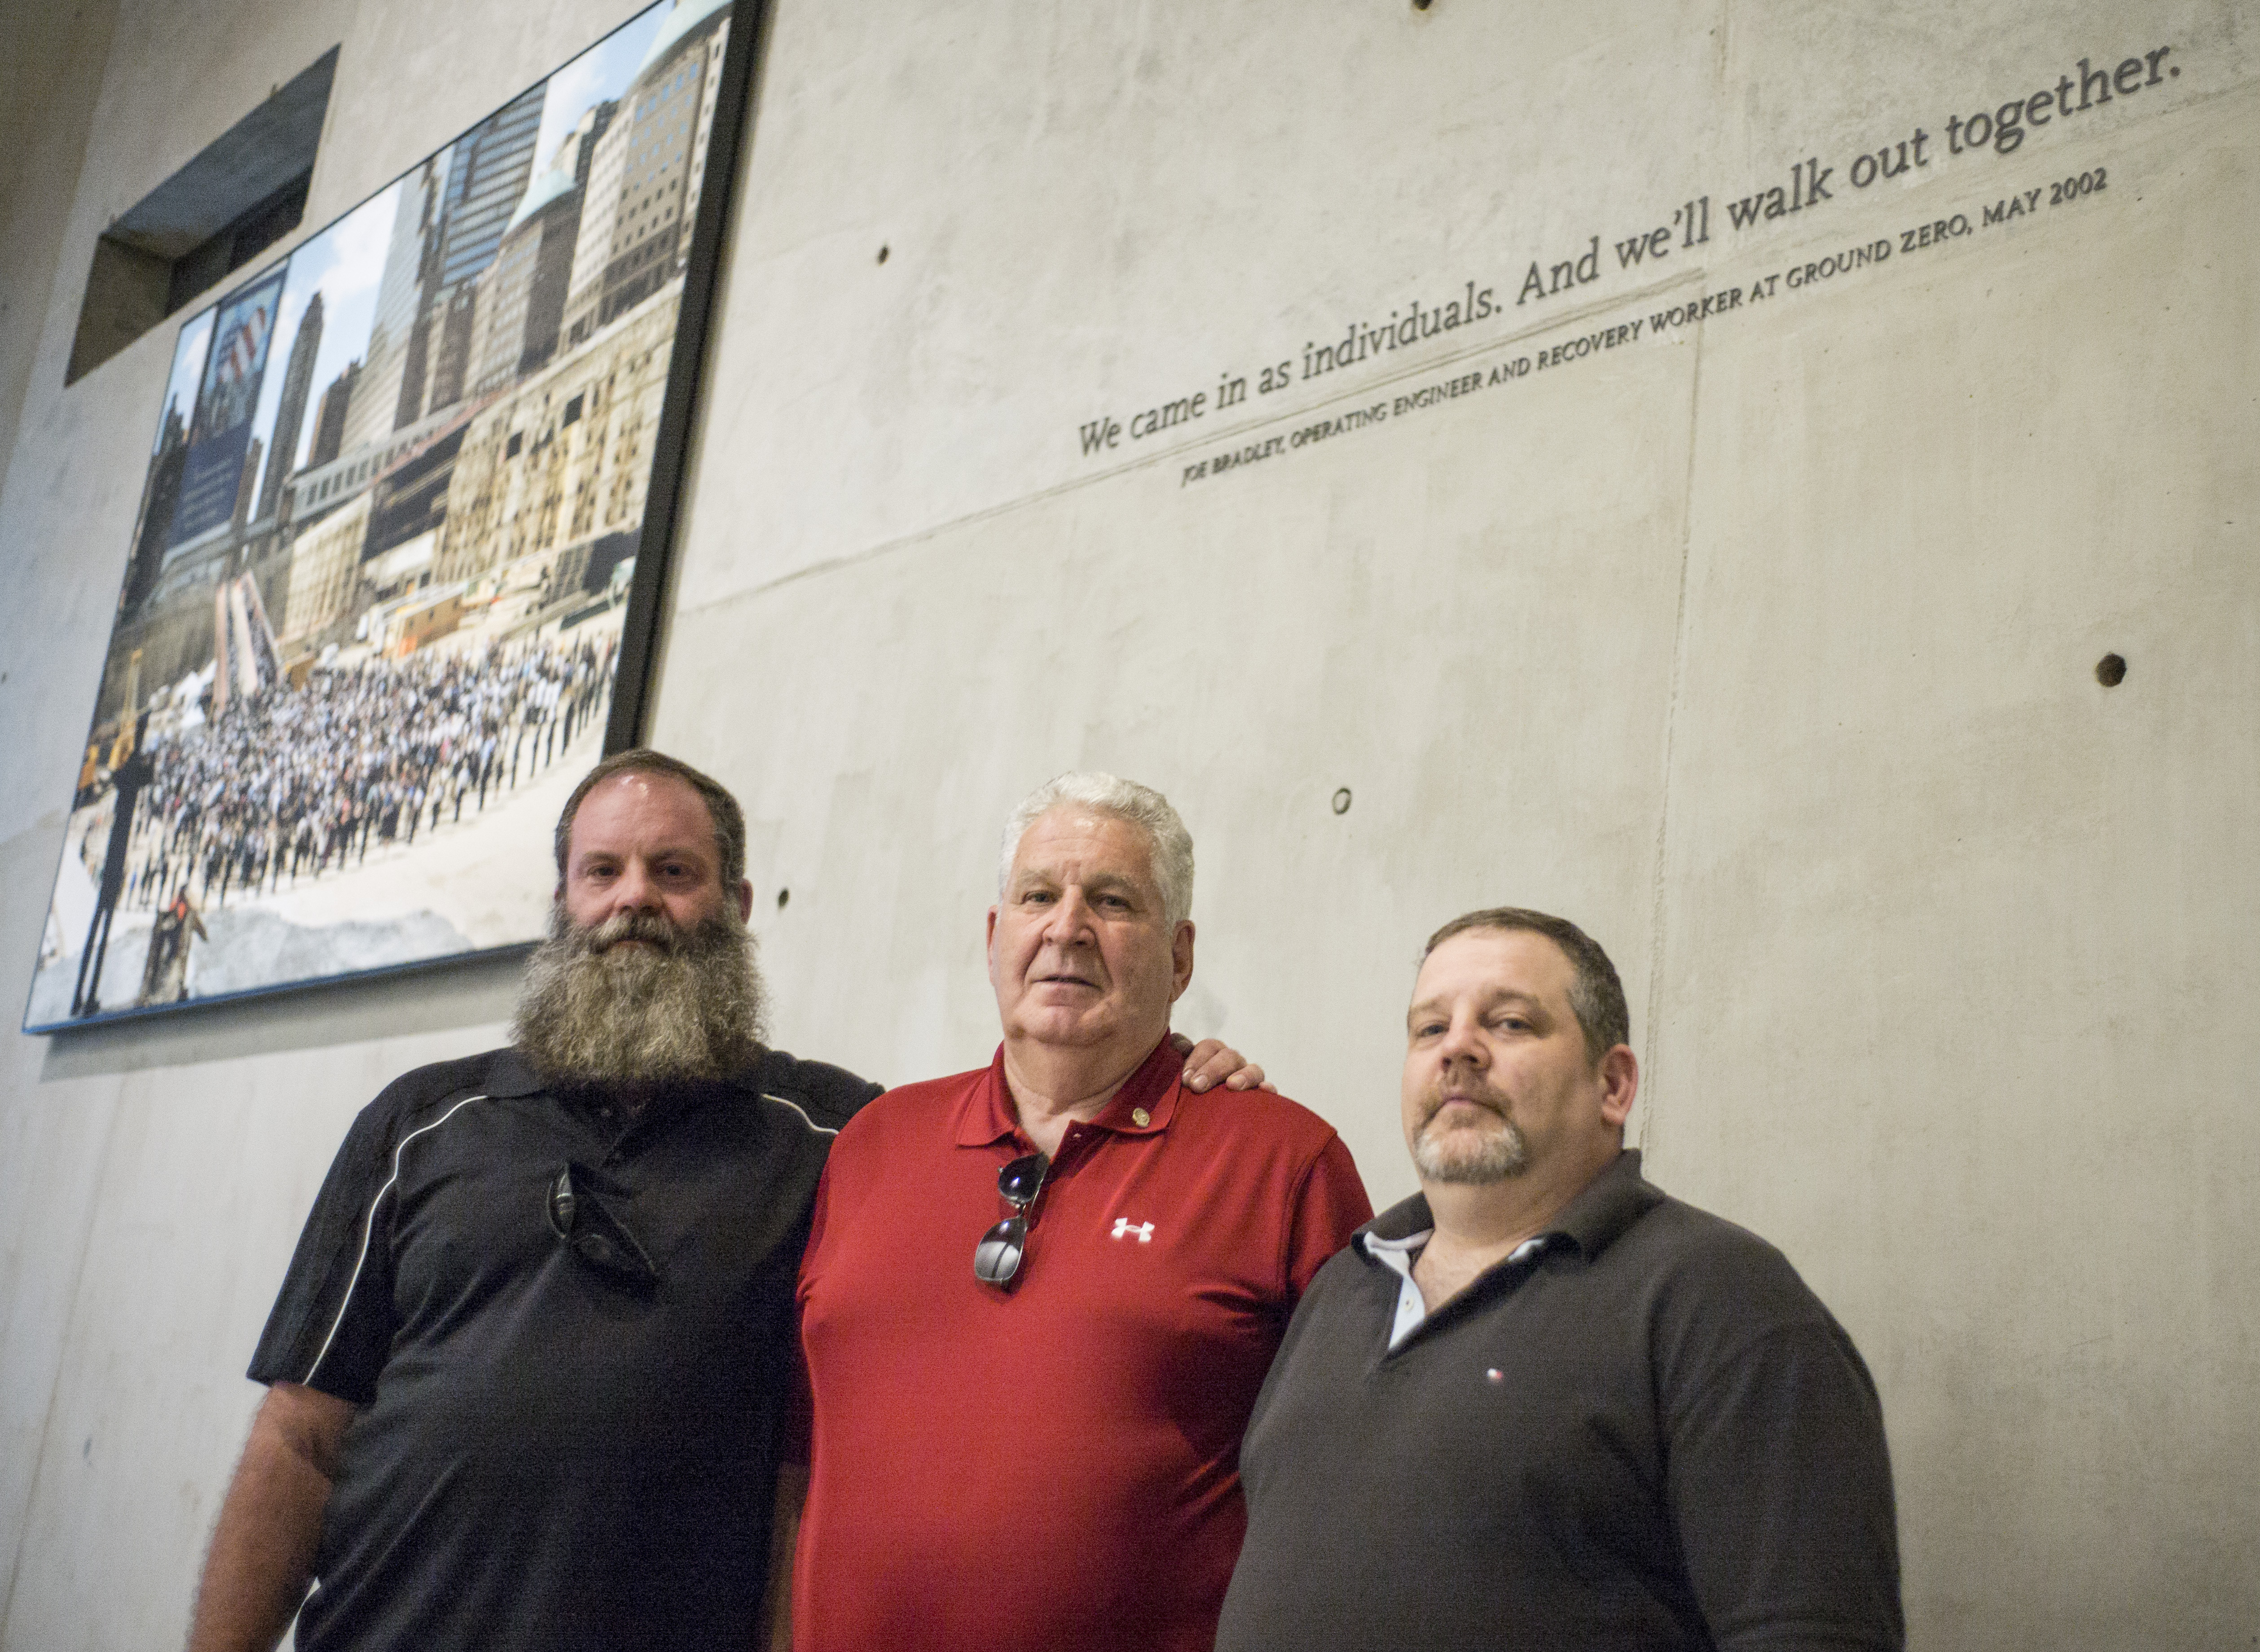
top-left (1412, 1093), bottom-right (1529, 1185)
top-left (514, 901), bottom-right (768, 1086)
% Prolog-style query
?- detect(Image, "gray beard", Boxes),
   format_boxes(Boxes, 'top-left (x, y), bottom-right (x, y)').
top-left (1412, 1106), bottom-right (1530, 1185)
top-left (512, 902), bottom-right (768, 1087)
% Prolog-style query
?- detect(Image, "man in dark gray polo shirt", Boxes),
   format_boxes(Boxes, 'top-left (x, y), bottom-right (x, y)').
top-left (1216, 907), bottom-right (1903, 1652)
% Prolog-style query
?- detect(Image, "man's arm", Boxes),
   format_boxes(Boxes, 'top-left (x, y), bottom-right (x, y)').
top-left (186, 1381), bottom-right (356, 1652)
top-left (1671, 1300), bottom-right (1904, 1650)
top-left (763, 1461), bottom-right (809, 1652)
top-left (1282, 1134), bottom-right (1374, 1294)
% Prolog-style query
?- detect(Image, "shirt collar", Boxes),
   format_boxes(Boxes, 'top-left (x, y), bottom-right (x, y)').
top-left (1360, 1227), bottom-right (1436, 1351)
top-left (488, 1047), bottom-right (546, 1098)
top-left (499, 1042), bottom-right (782, 1120)
top-left (952, 1035), bottom-right (1183, 1147)
top-left (1361, 1222), bottom-right (1552, 1352)
top-left (1355, 1148), bottom-right (1662, 1267)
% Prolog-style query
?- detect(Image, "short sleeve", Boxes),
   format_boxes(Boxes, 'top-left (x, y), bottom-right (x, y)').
top-left (1282, 1134), bottom-right (1373, 1298)
top-left (1670, 1306), bottom-right (1905, 1650)
top-left (246, 1091), bottom-right (405, 1404)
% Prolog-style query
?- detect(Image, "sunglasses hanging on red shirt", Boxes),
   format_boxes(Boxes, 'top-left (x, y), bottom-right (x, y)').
top-left (974, 1151), bottom-right (1050, 1288)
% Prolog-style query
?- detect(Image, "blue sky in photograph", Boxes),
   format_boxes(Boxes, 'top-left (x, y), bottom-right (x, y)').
top-left (534, 0), bottom-right (671, 180)
top-left (209, 0), bottom-right (680, 502)
top-left (237, 0), bottom-right (673, 499)
top-left (239, 179), bottom-right (403, 486)
top-left (152, 310), bottom-right (214, 453)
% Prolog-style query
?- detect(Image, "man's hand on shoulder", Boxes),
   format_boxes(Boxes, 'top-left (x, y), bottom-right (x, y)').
top-left (1171, 1032), bottom-right (1275, 1093)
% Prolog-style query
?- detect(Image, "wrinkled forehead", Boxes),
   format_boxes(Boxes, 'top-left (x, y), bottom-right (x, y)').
top-left (569, 769), bottom-right (720, 856)
top-left (1008, 804), bottom-right (1159, 891)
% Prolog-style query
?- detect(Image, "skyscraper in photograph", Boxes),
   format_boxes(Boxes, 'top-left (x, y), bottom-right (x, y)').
top-left (562, 106), bottom-right (628, 348)
top-left (561, 0), bottom-right (731, 346)
top-left (422, 83), bottom-right (545, 414)
top-left (256, 290), bottom-right (324, 523)
top-left (477, 97), bottom-right (616, 386)
top-left (564, 99), bottom-right (618, 191)
top-left (309, 359), bottom-right (359, 470)
top-left (232, 435), bottom-right (264, 530)
top-left (120, 402), bottom-right (188, 620)
top-left (468, 147), bottom-right (598, 395)
top-left (344, 159), bottom-right (448, 455)
top-left (440, 284), bottom-right (679, 590)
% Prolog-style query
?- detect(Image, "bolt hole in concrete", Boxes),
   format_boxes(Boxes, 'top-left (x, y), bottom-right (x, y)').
top-left (2096, 653), bottom-right (2127, 687)
top-left (777, 888), bottom-right (791, 908)
top-left (1332, 788), bottom-right (1353, 815)
top-left (876, 245), bottom-right (889, 264)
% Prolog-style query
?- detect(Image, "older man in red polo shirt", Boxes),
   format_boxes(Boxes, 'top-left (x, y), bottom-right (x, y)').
top-left (787, 773), bottom-right (1371, 1652)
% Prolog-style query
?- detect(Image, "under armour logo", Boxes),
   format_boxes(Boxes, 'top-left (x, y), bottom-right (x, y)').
top-left (1111, 1218), bottom-right (1154, 1243)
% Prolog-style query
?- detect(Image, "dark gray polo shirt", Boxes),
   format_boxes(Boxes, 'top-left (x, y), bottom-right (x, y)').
top-left (248, 1045), bottom-right (880, 1652)
top-left (1215, 1150), bottom-right (1903, 1652)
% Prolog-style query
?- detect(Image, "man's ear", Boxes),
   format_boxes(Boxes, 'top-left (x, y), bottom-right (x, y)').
top-left (735, 879), bottom-right (754, 923)
top-left (1597, 1045), bottom-right (1640, 1129)
top-left (1168, 921), bottom-right (1195, 1002)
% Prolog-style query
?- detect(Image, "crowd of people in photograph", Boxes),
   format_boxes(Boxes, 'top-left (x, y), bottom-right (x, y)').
top-left (108, 629), bottom-right (619, 925)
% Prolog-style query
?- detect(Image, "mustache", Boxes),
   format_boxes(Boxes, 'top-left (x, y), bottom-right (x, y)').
top-left (580, 909), bottom-right (690, 954)
top-left (1416, 1080), bottom-right (1509, 1129)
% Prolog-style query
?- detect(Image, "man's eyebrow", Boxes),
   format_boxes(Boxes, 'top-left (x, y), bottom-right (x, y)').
top-left (576, 843), bottom-right (711, 865)
top-left (1406, 988), bottom-right (1549, 1024)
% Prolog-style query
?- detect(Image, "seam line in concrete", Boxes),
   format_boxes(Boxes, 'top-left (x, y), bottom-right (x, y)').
top-left (1636, 3), bottom-right (1732, 1156)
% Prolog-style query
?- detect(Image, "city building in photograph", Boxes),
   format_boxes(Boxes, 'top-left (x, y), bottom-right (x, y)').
top-left (28, 0), bottom-right (737, 1028)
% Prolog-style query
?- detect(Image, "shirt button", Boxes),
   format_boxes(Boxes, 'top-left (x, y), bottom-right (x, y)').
top-left (1131, 1108), bottom-right (1151, 1127)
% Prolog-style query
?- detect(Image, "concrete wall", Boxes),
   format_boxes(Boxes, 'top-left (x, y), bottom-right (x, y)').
top-left (3, 0), bottom-right (2254, 1645)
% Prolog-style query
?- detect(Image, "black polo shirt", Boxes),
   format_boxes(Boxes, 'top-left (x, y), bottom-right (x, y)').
top-left (1215, 1150), bottom-right (1903, 1652)
top-left (248, 1045), bottom-right (879, 1652)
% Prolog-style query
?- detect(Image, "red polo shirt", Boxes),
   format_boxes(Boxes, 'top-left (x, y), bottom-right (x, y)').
top-left (793, 1036), bottom-right (1371, 1652)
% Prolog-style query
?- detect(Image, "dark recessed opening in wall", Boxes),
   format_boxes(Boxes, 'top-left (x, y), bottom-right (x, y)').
top-left (65, 47), bottom-right (338, 387)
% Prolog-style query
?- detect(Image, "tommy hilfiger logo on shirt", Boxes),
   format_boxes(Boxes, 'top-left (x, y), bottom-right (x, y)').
top-left (1111, 1218), bottom-right (1154, 1243)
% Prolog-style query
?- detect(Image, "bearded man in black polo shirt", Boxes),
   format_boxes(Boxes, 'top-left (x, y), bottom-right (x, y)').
top-left (1217, 907), bottom-right (1904, 1652)
top-left (182, 749), bottom-right (875, 1652)
top-left (185, 748), bottom-right (1258, 1652)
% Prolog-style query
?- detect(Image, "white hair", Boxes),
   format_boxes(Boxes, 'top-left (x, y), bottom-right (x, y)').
top-left (998, 773), bottom-right (1195, 930)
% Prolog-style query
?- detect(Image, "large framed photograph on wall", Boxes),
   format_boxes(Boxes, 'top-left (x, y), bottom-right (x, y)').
top-left (27, 0), bottom-right (752, 1031)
